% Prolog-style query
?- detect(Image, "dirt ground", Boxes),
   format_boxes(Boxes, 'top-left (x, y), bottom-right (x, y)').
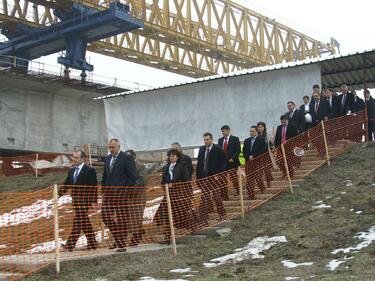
top-left (16, 142), bottom-right (374, 281)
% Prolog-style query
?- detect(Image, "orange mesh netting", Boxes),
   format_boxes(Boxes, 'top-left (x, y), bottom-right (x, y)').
top-left (0, 111), bottom-right (367, 280)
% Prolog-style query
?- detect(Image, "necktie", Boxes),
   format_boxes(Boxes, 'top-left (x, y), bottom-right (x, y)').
top-left (73, 167), bottom-right (79, 184)
top-left (329, 97), bottom-right (332, 107)
top-left (315, 101), bottom-right (319, 112)
top-left (342, 94), bottom-right (346, 107)
top-left (250, 137), bottom-right (255, 152)
top-left (204, 148), bottom-right (209, 174)
top-left (110, 155), bottom-right (117, 174)
top-left (289, 111), bottom-right (294, 119)
top-left (282, 126), bottom-right (287, 144)
top-left (223, 138), bottom-right (228, 154)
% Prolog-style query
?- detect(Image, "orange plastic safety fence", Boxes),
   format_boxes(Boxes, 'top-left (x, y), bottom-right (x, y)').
top-left (0, 111), bottom-right (367, 280)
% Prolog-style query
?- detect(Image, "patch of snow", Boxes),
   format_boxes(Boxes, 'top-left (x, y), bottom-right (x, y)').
top-left (285, 277), bottom-right (300, 281)
top-left (143, 196), bottom-right (164, 225)
top-left (350, 209), bottom-right (354, 212)
top-left (170, 268), bottom-right (197, 274)
top-left (340, 192), bottom-right (347, 194)
top-left (281, 260), bottom-right (313, 268)
top-left (95, 278), bottom-right (108, 281)
top-left (203, 236), bottom-right (287, 268)
top-left (139, 277), bottom-right (188, 281)
top-left (216, 227), bottom-right (231, 237)
top-left (345, 182), bottom-right (353, 187)
top-left (355, 211), bottom-right (363, 214)
top-left (331, 226), bottom-right (375, 255)
top-left (312, 204), bottom-right (332, 209)
top-left (26, 228), bottom-right (111, 253)
top-left (372, 183), bottom-right (375, 186)
top-left (182, 275), bottom-right (194, 278)
top-left (315, 200), bottom-right (323, 204)
top-left (0, 195), bottom-right (72, 228)
top-left (327, 259), bottom-right (346, 271)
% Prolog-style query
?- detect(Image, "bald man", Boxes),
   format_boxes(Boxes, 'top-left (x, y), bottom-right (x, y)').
top-left (101, 138), bottom-right (137, 252)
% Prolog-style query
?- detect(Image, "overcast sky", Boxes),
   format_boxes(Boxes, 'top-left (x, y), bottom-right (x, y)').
top-left (27, 0), bottom-right (375, 90)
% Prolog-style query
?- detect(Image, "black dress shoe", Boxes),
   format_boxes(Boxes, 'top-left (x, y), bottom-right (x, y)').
top-left (129, 239), bottom-right (140, 247)
top-left (116, 246), bottom-right (127, 252)
top-left (61, 245), bottom-right (73, 252)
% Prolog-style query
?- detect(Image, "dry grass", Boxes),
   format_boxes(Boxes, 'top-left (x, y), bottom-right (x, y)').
top-left (18, 142), bottom-right (375, 281)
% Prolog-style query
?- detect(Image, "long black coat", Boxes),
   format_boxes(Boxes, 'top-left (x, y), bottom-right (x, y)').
top-left (181, 154), bottom-right (193, 179)
top-left (218, 135), bottom-right (241, 169)
top-left (352, 97), bottom-right (365, 113)
top-left (242, 136), bottom-right (267, 162)
top-left (325, 95), bottom-right (340, 118)
top-left (286, 109), bottom-right (305, 133)
top-left (309, 100), bottom-right (330, 124)
top-left (196, 144), bottom-right (227, 179)
top-left (161, 161), bottom-right (190, 184)
top-left (59, 165), bottom-right (98, 207)
top-left (102, 151), bottom-right (137, 191)
top-left (337, 92), bottom-right (355, 116)
top-left (366, 97), bottom-right (375, 122)
top-left (155, 161), bottom-right (191, 229)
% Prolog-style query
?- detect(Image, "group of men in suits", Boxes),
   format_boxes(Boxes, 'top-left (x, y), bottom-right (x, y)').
top-left (299, 84), bottom-right (365, 128)
top-left (60, 85), bottom-right (374, 252)
top-left (61, 138), bottom-right (149, 252)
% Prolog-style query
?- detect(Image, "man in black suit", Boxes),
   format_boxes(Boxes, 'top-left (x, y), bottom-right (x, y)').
top-left (365, 89), bottom-right (375, 141)
top-left (352, 90), bottom-right (365, 113)
top-left (218, 125), bottom-right (241, 198)
top-left (286, 101), bottom-right (305, 133)
top-left (274, 115), bottom-right (298, 178)
top-left (102, 138), bottom-right (137, 252)
top-left (59, 150), bottom-right (98, 251)
top-left (337, 84), bottom-right (355, 116)
top-left (309, 92), bottom-right (330, 125)
top-left (196, 132), bottom-right (227, 225)
top-left (299, 95), bottom-right (312, 131)
top-left (325, 88), bottom-right (339, 119)
top-left (242, 126), bottom-right (267, 199)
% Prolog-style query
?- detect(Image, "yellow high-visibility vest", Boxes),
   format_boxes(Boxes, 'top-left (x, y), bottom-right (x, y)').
top-left (239, 143), bottom-right (245, 165)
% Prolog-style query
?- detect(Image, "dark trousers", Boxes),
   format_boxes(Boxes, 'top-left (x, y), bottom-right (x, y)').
top-left (244, 163), bottom-right (264, 199)
top-left (276, 147), bottom-right (294, 178)
top-left (124, 187), bottom-right (147, 244)
top-left (102, 190), bottom-right (127, 248)
top-left (66, 206), bottom-right (97, 250)
top-left (369, 121), bottom-right (375, 141)
top-left (198, 176), bottom-right (226, 224)
top-left (263, 155), bottom-right (274, 188)
top-left (221, 167), bottom-right (239, 199)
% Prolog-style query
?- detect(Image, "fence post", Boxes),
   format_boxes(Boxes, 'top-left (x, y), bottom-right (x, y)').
top-left (35, 153), bottom-right (39, 178)
top-left (165, 184), bottom-right (177, 255)
top-left (237, 167), bottom-right (245, 219)
top-left (364, 103), bottom-right (369, 142)
top-left (281, 144), bottom-right (293, 194)
top-left (53, 184), bottom-right (61, 273)
top-left (321, 121), bottom-right (331, 166)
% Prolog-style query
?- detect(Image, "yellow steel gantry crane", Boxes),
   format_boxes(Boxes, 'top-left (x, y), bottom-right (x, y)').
top-left (0, 0), bottom-right (336, 78)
